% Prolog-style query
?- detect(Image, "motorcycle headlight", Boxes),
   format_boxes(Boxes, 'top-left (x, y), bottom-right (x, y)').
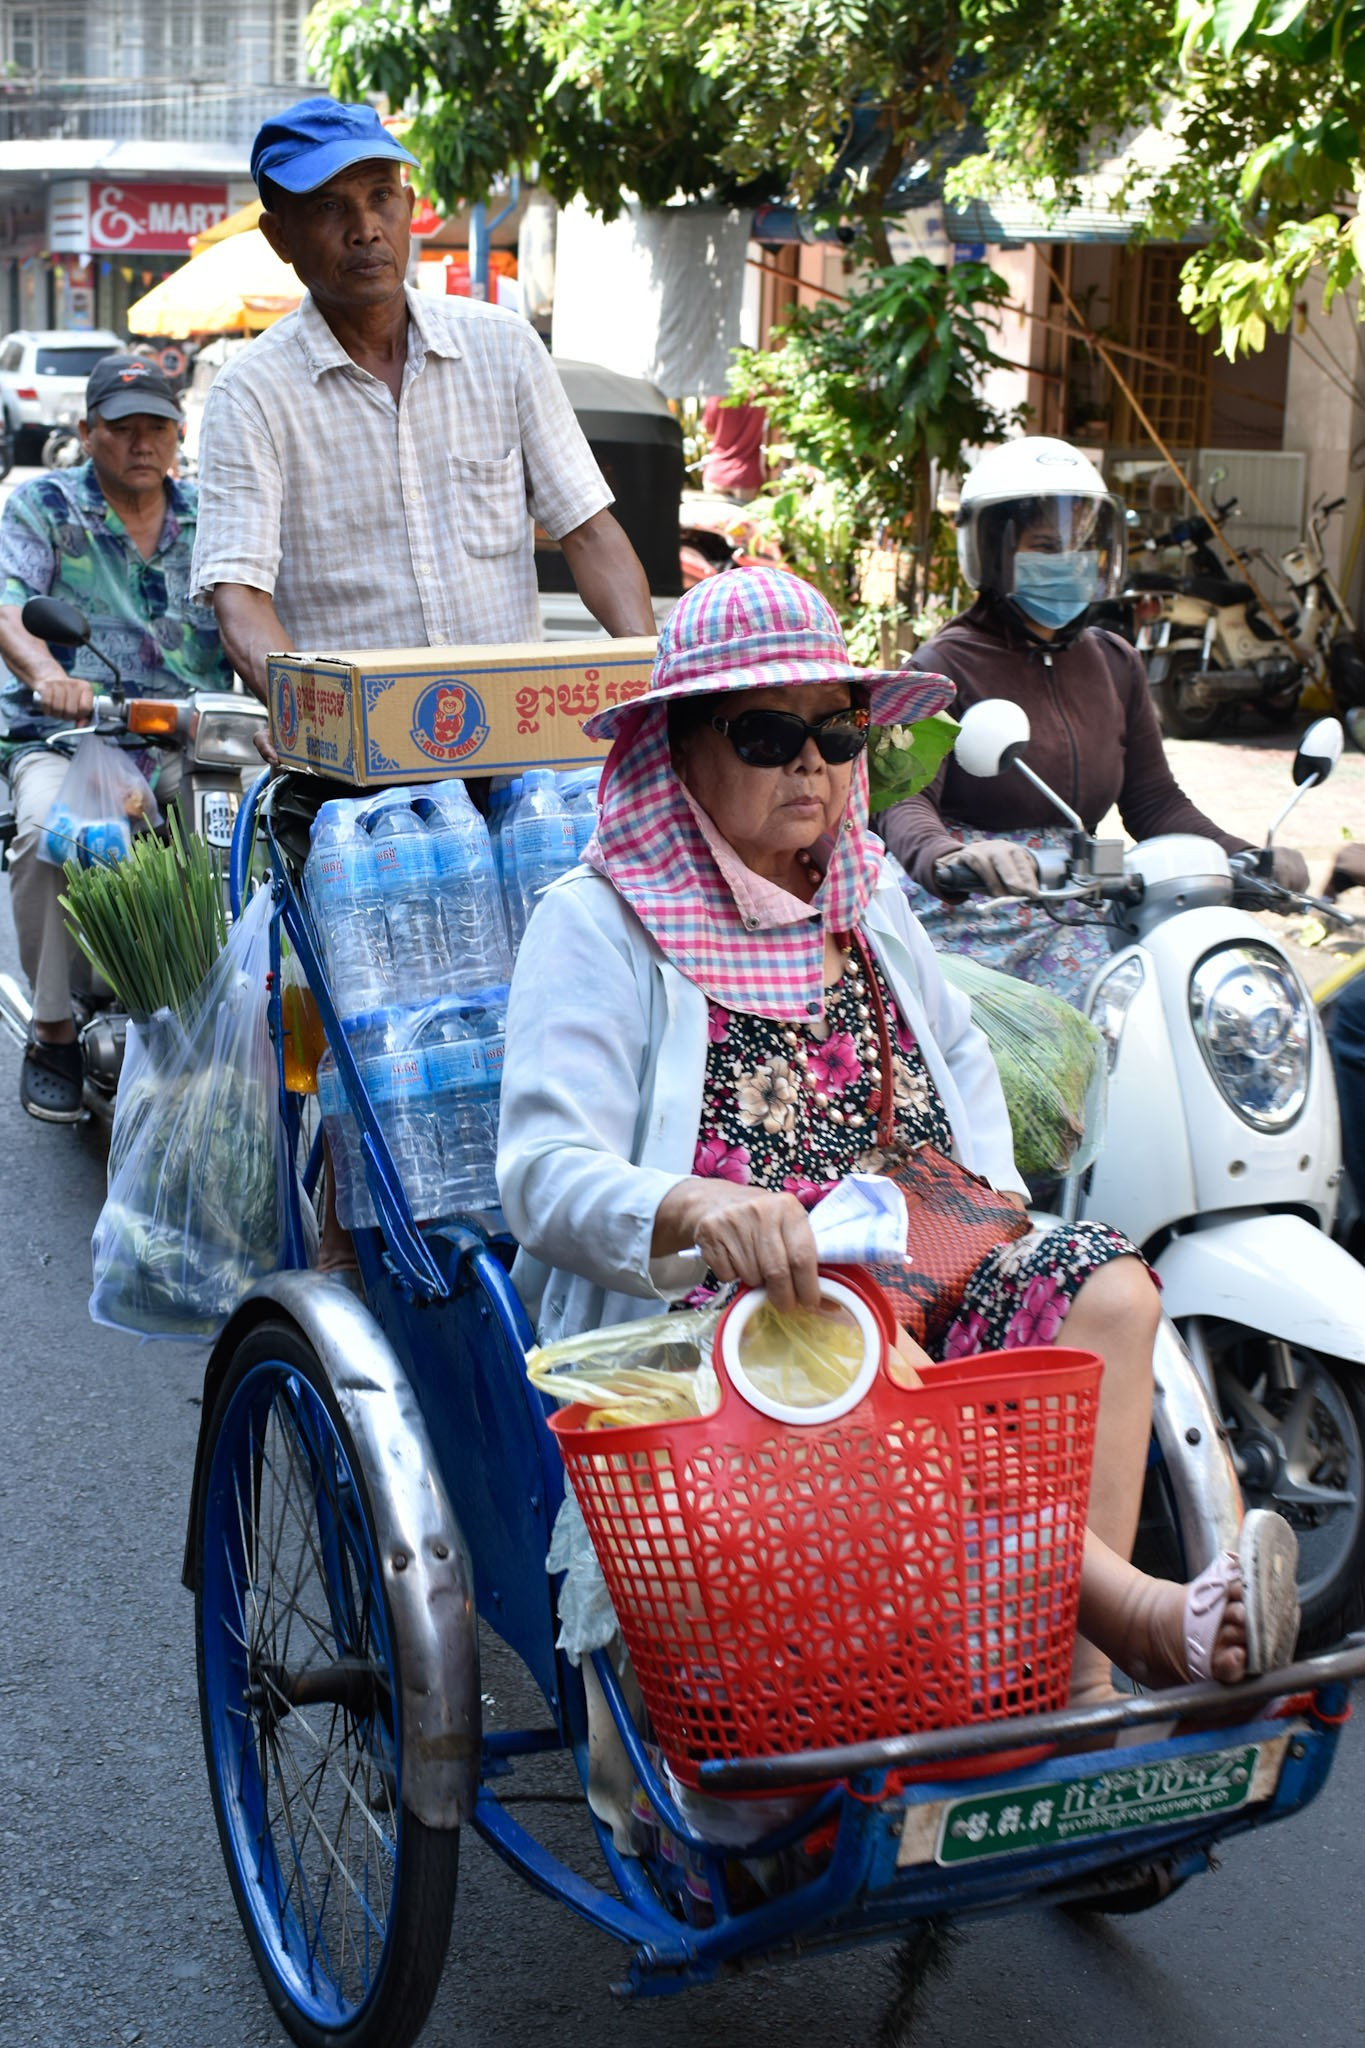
top-left (1188, 943), bottom-right (1310, 1130)
top-left (1089, 955), bottom-right (1145, 1072)
top-left (193, 710), bottom-right (267, 769)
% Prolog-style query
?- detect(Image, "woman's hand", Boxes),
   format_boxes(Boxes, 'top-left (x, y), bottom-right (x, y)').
top-left (933, 840), bottom-right (1040, 899)
top-left (653, 1178), bottom-right (821, 1314)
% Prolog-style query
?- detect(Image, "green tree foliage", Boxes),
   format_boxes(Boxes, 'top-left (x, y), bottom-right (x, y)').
top-left (311, 0), bottom-right (992, 259)
top-left (953, 0), bottom-right (1365, 354)
top-left (727, 260), bottom-right (1023, 625)
top-left (309, 0), bottom-right (1365, 353)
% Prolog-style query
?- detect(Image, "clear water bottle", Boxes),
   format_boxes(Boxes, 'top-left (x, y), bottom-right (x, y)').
top-left (487, 781), bottom-right (511, 889)
top-left (558, 767), bottom-right (600, 860)
top-left (305, 800), bottom-right (391, 1018)
top-left (349, 1008), bottom-right (443, 1221)
top-left (412, 996), bottom-right (501, 1214)
top-left (365, 794), bottom-right (451, 993)
top-left (507, 767), bottom-right (576, 937)
top-left (496, 776), bottom-right (526, 946)
top-left (422, 779), bottom-right (513, 996)
top-left (317, 1050), bottom-right (371, 1231)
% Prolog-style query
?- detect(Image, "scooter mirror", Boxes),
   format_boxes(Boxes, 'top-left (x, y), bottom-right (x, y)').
top-left (21, 596), bottom-right (90, 647)
top-left (954, 699), bottom-right (1032, 780)
top-left (1293, 716), bottom-right (1344, 788)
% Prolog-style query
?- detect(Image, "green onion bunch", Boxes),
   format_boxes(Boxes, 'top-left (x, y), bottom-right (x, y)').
top-left (61, 811), bottom-right (228, 1022)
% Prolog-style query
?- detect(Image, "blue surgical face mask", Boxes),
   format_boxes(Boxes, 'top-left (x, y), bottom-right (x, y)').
top-left (1011, 548), bottom-right (1100, 629)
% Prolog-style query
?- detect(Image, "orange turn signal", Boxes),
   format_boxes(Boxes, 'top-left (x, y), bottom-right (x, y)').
top-left (126, 698), bottom-right (184, 737)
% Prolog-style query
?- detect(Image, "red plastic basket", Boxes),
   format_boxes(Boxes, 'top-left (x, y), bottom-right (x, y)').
top-left (548, 1270), bottom-right (1101, 1788)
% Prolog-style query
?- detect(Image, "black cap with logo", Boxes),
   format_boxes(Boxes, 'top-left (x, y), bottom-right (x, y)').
top-left (85, 355), bottom-right (182, 424)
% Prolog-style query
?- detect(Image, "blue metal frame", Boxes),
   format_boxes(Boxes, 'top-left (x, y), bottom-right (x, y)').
top-left (238, 774), bottom-right (1361, 2005)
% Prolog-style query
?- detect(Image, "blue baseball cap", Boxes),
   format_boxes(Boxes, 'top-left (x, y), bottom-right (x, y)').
top-left (251, 96), bottom-right (419, 198)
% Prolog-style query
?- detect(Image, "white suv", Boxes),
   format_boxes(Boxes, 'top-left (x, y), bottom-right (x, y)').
top-left (0, 329), bottom-right (122, 459)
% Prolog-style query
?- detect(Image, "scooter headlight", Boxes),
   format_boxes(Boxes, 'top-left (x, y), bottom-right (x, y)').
top-left (1188, 943), bottom-right (1310, 1130)
top-left (193, 710), bottom-right (268, 769)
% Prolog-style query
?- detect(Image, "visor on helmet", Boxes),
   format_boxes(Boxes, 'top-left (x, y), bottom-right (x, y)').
top-left (958, 490), bottom-right (1127, 608)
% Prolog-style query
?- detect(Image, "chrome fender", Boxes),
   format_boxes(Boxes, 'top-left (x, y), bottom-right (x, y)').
top-left (1155, 1214), bottom-right (1365, 1367)
top-left (1150, 1315), bottom-right (1244, 1573)
top-left (184, 1271), bottom-right (479, 1830)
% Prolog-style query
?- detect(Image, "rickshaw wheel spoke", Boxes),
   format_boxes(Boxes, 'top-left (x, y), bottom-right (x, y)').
top-left (195, 1321), bottom-right (458, 2048)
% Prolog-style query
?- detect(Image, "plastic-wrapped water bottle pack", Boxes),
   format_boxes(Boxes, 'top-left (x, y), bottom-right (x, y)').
top-left (306, 769), bottom-right (598, 1230)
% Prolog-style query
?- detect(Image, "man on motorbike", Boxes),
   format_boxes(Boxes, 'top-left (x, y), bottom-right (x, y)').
top-left (0, 354), bottom-right (229, 1120)
top-left (876, 436), bottom-right (1310, 1006)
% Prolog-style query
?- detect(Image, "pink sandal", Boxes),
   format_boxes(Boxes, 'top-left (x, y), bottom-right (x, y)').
top-left (1184, 1509), bottom-right (1300, 1681)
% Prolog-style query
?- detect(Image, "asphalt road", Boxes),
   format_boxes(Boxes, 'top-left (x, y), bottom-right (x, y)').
top-left (2, 463), bottom-right (1365, 2043)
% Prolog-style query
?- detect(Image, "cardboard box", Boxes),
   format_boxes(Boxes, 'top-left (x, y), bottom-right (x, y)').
top-left (266, 636), bottom-right (656, 786)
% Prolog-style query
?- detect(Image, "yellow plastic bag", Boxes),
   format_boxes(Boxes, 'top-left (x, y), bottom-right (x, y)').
top-left (528, 1295), bottom-right (883, 1428)
top-left (732, 1296), bottom-right (868, 1410)
top-left (527, 1309), bottom-right (723, 1427)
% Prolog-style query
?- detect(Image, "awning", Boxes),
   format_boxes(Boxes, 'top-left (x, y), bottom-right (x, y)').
top-left (126, 228), bottom-right (301, 336)
top-left (189, 197), bottom-right (263, 255)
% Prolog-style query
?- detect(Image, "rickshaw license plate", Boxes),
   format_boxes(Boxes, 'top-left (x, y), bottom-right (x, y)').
top-left (928, 1741), bottom-right (1280, 1866)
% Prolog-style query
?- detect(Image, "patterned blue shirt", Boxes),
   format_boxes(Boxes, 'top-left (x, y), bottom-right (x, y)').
top-left (0, 460), bottom-right (229, 696)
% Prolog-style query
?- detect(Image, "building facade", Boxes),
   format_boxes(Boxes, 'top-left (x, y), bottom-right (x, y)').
top-left (0, 0), bottom-right (313, 334)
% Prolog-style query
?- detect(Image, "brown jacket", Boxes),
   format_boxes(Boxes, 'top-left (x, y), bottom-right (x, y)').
top-left (878, 598), bottom-right (1252, 891)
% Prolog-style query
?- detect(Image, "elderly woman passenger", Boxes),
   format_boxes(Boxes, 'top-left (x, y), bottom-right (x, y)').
top-left (498, 568), bottom-right (1298, 1699)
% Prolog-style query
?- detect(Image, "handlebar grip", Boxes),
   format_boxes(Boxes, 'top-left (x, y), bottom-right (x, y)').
top-left (1323, 497), bottom-right (1347, 516)
top-left (934, 858), bottom-right (978, 901)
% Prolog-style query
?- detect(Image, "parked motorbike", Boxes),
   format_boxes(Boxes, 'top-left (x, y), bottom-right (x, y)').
top-left (943, 701), bottom-right (1365, 1646)
top-left (40, 409), bottom-right (83, 470)
top-left (1144, 487), bottom-right (1361, 738)
top-left (0, 595), bottom-right (267, 1116)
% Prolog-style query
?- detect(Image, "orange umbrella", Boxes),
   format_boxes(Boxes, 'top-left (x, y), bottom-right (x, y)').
top-left (126, 229), bottom-right (302, 337)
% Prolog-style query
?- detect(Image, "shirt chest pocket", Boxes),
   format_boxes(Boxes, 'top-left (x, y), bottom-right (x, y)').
top-left (452, 448), bottom-right (528, 557)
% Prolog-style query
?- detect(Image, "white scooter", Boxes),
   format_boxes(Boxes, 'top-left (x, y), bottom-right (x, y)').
top-left (945, 703), bottom-right (1365, 1646)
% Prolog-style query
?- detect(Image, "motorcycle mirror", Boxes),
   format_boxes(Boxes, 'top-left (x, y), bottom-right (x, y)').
top-left (954, 699), bottom-right (1032, 779)
top-left (21, 596), bottom-right (90, 647)
top-left (1293, 716), bottom-right (1344, 788)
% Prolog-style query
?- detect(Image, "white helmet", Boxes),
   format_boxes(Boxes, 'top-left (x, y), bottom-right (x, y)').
top-left (957, 436), bottom-right (1126, 628)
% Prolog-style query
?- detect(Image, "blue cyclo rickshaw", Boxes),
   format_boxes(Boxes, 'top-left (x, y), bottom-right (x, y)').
top-left (183, 766), bottom-right (1365, 2048)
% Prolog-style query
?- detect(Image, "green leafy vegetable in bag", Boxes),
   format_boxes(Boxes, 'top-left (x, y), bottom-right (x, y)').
top-left (61, 809), bottom-right (226, 1022)
top-left (937, 953), bottom-right (1106, 1179)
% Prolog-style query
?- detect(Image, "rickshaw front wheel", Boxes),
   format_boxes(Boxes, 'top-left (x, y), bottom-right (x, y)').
top-left (194, 1320), bottom-right (458, 2048)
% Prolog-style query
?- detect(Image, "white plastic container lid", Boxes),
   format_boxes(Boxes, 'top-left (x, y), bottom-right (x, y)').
top-left (719, 1275), bottom-right (882, 1425)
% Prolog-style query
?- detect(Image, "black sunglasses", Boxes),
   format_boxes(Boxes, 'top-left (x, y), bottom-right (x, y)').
top-left (708, 704), bottom-right (870, 768)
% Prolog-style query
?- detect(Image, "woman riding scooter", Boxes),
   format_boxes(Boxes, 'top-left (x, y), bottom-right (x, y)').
top-left (876, 436), bottom-right (1311, 1006)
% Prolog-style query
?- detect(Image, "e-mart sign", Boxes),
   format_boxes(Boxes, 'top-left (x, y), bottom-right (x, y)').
top-left (49, 179), bottom-right (231, 254)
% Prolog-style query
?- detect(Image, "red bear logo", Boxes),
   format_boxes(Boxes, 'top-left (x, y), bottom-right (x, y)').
top-left (430, 685), bottom-right (467, 746)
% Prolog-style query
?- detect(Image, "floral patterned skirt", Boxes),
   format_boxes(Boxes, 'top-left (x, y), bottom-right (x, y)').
top-left (939, 1218), bottom-right (1137, 1362)
top-left (693, 945), bottom-right (1145, 1354)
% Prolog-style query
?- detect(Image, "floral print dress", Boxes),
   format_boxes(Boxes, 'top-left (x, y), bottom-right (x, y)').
top-left (691, 944), bottom-right (1138, 1359)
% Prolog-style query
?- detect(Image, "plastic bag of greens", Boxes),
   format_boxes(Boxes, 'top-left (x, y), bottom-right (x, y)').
top-left (90, 885), bottom-right (288, 1339)
top-left (39, 732), bottom-right (161, 869)
top-left (936, 952), bottom-right (1107, 1178)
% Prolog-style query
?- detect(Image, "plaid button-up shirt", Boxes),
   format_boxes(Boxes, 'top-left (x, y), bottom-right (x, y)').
top-left (191, 287), bottom-right (612, 650)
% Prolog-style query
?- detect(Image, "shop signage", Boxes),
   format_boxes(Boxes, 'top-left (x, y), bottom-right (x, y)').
top-left (49, 180), bottom-right (231, 255)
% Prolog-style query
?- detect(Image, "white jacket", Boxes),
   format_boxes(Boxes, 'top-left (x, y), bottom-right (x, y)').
top-left (497, 861), bottom-right (1026, 1344)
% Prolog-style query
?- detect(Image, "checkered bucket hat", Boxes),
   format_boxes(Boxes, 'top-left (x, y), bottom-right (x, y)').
top-left (582, 567), bottom-right (953, 739)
